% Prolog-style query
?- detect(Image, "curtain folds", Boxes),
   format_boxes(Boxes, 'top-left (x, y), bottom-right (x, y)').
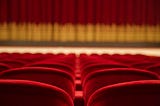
top-left (0, 0), bottom-right (159, 42)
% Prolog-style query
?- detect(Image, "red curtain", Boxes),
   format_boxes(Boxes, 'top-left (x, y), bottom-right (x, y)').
top-left (0, 0), bottom-right (159, 25)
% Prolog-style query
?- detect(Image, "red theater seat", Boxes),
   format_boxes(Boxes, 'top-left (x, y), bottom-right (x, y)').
top-left (0, 67), bottom-right (75, 98)
top-left (83, 68), bottom-right (159, 101)
top-left (0, 79), bottom-right (73, 106)
top-left (26, 62), bottom-right (75, 75)
top-left (87, 80), bottom-right (160, 106)
top-left (81, 63), bottom-right (129, 80)
top-left (0, 59), bottom-right (25, 68)
top-left (0, 63), bottom-right (11, 71)
top-left (0, 52), bottom-right (159, 106)
top-left (131, 61), bottom-right (157, 69)
top-left (146, 63), bottom-right (160, 75)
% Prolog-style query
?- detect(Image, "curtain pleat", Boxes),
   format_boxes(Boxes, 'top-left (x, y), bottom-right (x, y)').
top-left (0, 0), bottom-right (7, 23)
top-left (0, 0), bottom-right (159, 43)
top-left (1, 0), bottom-right (159, 25)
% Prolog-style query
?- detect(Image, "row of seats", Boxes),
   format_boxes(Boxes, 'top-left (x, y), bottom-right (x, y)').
top-left (0, 53), bottom-right (160, 106)
top-left (79, 54), bottom-right (160, 106)
top-left (0, 53), bottom-right (76, 106)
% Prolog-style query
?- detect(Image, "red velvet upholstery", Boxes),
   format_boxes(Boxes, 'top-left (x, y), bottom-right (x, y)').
top-left (0, 59), bottom-right (25, 68)
top-left (83, 68), bottom-right (160, 101)
top-left (81, 63), bottom-right (129, 80)
top-left (87, 80), bottom-right (160, 106)
top-left (0, 53), bottom-right (160, 106)
top-left (0, 63), bottom-right (11, 72)
top-left (26, 62), bottom-right (75, 75)
top-left (0, 67), bottom-right (75, 98)
top-left (0, 79), bottom-right (73, 106)
top-left (146, 63), bottom-right (160, 75)
top-left (131, 61), bottom-right (157, 69)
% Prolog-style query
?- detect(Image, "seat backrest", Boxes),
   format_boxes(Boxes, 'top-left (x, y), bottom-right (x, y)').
top-left (146, 63), bottom-right (160, 75)
top-left (83, 68), bottom-right (160, 101)
top-left (0, 67), bottom-right (75, 98)
top-left (0, 79), bottom-right (73, 106)
top-left (0, 59), bottom-right (25, 68)
top-left (26, 62), bottom-right (75, 75)
top-left (131, 61), bottom-right (157, 69)
top-left (87, 80), bottom-right (160, 106)
top-left (0, 63), bottom-right (11, 72)
top-left (81, 63), bottom-right (129, 79)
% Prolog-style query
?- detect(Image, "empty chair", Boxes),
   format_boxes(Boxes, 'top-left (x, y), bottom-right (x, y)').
top-left (47, 54), bottom-right (76, 66)
top-left (26, 62), bottom-right (75, 75)
top-left (81, 63), bottom-right (129, 80)
top-left (0, 67), bottom-right (75, 98)
top-left (0, 63), bottom-right (11, 71)
top-left (146, 63), bottom-right (160, 75)
top-left (83, 68), bottom-right (159, 101)
top-left (80, 57), bottom-right (119, 67)
top-left (131, 61), bottom-right (157, 69)
top-left (19, 53), bottom-right (47, 63)
top-left (87, 80), bottom-right (160, 106)
top-left (0, 59), bottom-right (25, 68)
top-left (0, 79), bottom-right (73, 106)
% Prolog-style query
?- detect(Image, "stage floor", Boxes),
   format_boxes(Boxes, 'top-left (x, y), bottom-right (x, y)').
top-left (0, 46), bottom-right (160, 56)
